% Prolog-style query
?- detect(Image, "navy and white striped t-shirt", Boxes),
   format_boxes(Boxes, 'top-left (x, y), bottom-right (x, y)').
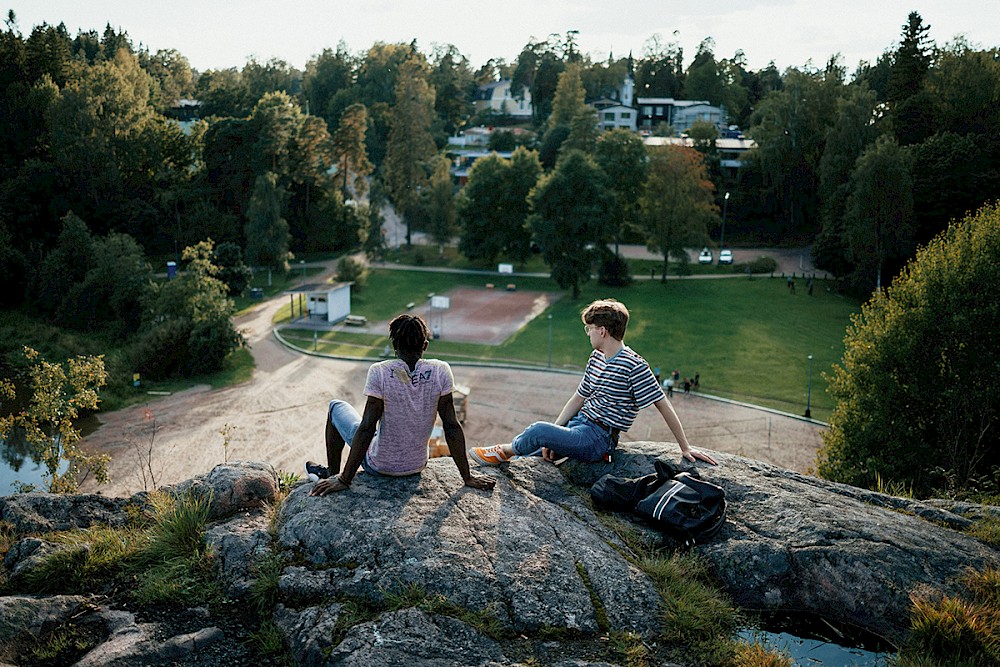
top-left (577, 346), bottom-right (665, 431)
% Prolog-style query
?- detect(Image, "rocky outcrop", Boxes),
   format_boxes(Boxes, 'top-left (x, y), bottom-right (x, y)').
top-left (277, 459), bottom-right (663, 637)
top-left (561, 444), bottom-right (999, 643)
top-left (1, 448), bottom-right (997, 666)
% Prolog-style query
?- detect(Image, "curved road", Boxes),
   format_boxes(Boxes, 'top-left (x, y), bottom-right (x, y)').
top-left (81, 258), bottom-right (825, 497)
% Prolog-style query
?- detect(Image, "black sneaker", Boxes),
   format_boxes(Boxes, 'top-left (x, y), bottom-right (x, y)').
top-left (305, 460), bottom-right (331, 482)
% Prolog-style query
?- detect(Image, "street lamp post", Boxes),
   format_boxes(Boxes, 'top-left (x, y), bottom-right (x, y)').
top-left (720, 191), bottom-right (730, 250)
top-left (547, 314), bottom-right (553, 368)
top-left (805, 354), bottom-right (814, 419)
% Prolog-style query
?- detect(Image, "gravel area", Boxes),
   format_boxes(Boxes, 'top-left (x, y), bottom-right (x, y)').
top-left (81, 262), bottom-right (824, 497)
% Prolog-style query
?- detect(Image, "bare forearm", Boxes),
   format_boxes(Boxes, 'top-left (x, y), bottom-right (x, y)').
top-left (340, 424), bottom-right (376, 484)
top-left (443, 421), bottom-right (472, 481)
top-left (555, 393), bottom-right (585, 426)
top-left (654, 398), bottom-right (691, 451)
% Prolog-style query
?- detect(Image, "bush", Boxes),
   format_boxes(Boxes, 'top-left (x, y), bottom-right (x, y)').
top-left (488, 130), bottom-right (516, 152)
top-left (598, 254), bottom-right (633, 287)
top-left (134, 241), bottom-right (244, 379)
top-left (213, 241), bottom-right (253, 297)
top-left (336, 256), bottom-right (368, 290)
top-left (745, 256), bottom-right (778, 274)
top-left (817, 203), bottom-right (1000, 497)
top-left (132, 319), bottom-right (195, 380)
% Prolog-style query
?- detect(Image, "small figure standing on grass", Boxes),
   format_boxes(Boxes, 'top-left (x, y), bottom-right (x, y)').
top-left (469, 298), bottom-right (717, 467)
top-left (307, 314), bottom-right (495, 496)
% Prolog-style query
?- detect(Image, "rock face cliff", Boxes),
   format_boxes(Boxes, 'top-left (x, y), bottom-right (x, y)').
top-left (1, 444), bottom-right (997, 666)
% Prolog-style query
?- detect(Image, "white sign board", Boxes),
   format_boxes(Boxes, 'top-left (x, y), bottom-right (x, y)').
top-left (430, 295), bottom-right (451, 309)
top-left (498, 263), bottom-right (514, 274)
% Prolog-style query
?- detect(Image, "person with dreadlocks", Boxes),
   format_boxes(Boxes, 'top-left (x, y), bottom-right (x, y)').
top-left (308, 314), bottom-right (495, 496)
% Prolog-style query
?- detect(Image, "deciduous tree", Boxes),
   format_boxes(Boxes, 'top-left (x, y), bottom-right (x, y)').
top-left (595, 129), bottom-right (648, 253)
top-left (137, 240), bottom-right (244, 379)
top-left (429, 43), bottom-right (474, 136)
top-left (843, 135), bottom-right (914, 292)
top-left (425, 155), bottom-right (457, 254)
top-left (383, 56), bottom-right (437, 246)
top-left (512, 37), bottom-right (565, 125)
top-left (684, 38), bottom-right (726, 105)
top-left (331, 102), bottom-right (373, 199)
top-left (640, 145), bottom-right (717, 281)
top-left (634, 33), bottom-right (684, 98)
top-left (748, 62), bottom-right (844, 234)
top-left (818, 203), bottom-right (1000, 497)
top-left (814, 84), bottom-right (880, 277)
top-left (0, 347), bottom-right (110, 494)
top-left (528, 150), bottom-right (612, 298)
top-left (245, 172), bottom-right (292, 272)
top-left (458, 147), bottom-right (541, 265)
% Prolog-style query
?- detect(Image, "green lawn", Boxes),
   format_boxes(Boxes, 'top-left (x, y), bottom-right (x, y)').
top-left (280, 269), bottom-right (860, 421)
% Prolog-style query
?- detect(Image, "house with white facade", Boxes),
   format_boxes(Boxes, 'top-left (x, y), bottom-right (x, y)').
top-left (590, 73), bottom-right (638, 131)
top-left (284, 282), bottom-right (353, 324)
top-left (474, 80), bottom-right (532, 119)
top-left (635, 98), bottom-right (728, 134)
top-left (594, 103), bottom-right (638, 131)
top-left (671, 102), bottom-right (728, 134)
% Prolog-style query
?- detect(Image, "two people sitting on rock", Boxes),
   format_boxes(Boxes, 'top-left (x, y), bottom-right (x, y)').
top-left (469, 298), bottom-right (717, 468)
top-left (307, 314), bottom-right (495, 496)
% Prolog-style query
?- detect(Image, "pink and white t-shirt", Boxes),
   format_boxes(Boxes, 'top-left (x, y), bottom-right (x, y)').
top-left (363, 357), bottom-right (454, 475)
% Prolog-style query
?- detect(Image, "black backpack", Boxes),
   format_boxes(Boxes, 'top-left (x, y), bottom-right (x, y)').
top-left (590, 459), bottom-right (727, 546)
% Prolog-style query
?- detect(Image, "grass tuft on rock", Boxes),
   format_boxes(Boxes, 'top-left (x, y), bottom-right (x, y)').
top-left (20, 524), bottom-right (147, 594)
top-left (11, 490), bottom-right (218, 606)
top-left (969, 515), bottom-right (1000, 547)
top-left (723, 641), bottom-right (794, 666)
top-left (899, 567), bottom-right (1000, 667)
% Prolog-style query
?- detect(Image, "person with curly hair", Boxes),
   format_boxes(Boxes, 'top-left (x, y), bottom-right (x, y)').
top-left (308, 314), bottom-right (495, 495)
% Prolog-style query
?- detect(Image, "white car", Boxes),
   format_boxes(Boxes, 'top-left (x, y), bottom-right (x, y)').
top-left (698, 247), bottom-right (713, 264)
top-left (718, 249), bottom-right (733, 265)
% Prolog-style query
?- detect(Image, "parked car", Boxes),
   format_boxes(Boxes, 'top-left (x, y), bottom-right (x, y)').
top-left (698, 247), bottom-right (713, 264)
top-left (718, 249), bottom-right (733, 265)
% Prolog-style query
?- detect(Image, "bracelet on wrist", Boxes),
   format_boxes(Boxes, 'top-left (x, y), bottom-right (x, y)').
top-left (337, 475), bottom-right (352, 487)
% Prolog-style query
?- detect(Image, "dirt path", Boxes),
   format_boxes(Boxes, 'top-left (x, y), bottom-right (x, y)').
top-left (80, 261), bottom-right (825, 497)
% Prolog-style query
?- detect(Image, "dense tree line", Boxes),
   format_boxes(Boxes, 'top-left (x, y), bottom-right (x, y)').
top-left (3, 9), bottom-right (1000, 378)
top-left (755, 13), bottom-right (1000, 292)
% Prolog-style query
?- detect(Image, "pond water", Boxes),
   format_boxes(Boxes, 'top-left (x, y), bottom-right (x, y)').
top-left (0, 453), bottom-right (57, 494)
top-left (0, 422), bottom-right (82, 494)
top-left (738, 611), bottom-right (895, 666)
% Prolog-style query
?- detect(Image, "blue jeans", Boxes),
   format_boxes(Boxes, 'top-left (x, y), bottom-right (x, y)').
top-left (510, 413), bottom-right (613, 462)
top-left (328, 400), bottom-right (380, 474)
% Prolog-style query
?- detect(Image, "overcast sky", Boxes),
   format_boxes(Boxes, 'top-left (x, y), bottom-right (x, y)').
top-left (7, 1), bottom-right (999, 74)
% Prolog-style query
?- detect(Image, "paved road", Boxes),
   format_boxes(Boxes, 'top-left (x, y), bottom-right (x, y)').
top-left (379, 199), bottom-right (820, 277)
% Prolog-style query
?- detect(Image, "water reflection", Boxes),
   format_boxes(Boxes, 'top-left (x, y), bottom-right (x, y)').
top-left (738, 611), bottom-right (895, 666)
top-left (0, 427), bottom-right (69, 494)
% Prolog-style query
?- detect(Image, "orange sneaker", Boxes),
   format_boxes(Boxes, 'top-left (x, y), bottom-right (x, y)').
top-left (469, 444), bottom-right (513, 466)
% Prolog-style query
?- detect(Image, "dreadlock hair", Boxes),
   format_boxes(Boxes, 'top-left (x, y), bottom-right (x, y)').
top-left (388, 314), bottom-right (430, 363)
top-left (581, 298), bottom-right (629, 341)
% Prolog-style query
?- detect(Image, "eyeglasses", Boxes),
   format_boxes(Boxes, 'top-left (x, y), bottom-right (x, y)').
top-left (584, 324), bottom-right (603, 335)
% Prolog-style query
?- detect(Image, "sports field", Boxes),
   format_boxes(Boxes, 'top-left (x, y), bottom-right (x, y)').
top-left (277, 268), bottom-right (861, 421)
